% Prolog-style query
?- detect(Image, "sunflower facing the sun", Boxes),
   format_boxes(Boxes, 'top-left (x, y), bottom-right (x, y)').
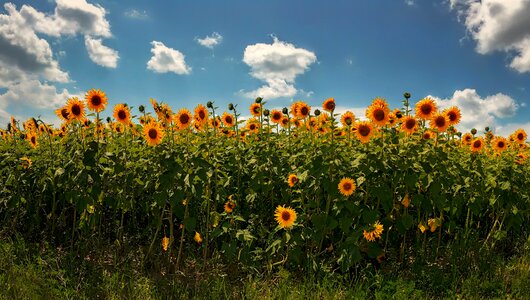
top-left (143, 122), bottom-right (164, 146)
top-left (175, 109), bottom-right (193, 129)
top-left (85, 89), bottom-right (108, 113)
top-left (66, 97), bottom-right (86, 122)
top-left (113, 104), bottom-right (131, 124)
top-left (274, 205), bottom-right (297, 229)
top-left (415, 97), bottom-right (437, 120)
top-left (354, 121), bottom-right (375, 143)
top-left (338, 177), bottom-right (356, 196)
top-left (287, 174), bottom-right (299, 187)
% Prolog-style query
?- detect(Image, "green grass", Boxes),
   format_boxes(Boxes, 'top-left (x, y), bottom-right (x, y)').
top-left (0, 235), bottom-right (528, 299)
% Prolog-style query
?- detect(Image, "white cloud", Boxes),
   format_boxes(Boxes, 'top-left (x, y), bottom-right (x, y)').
top-left (450, 0), bottom-right (530, 73)
top-left (147, 41), bottom-right (191, 75)
top-left (196, 32), bottom-right (223, 49)
top-left (0, 80), bottom-right (79, 125)
top-left (405, 0), bottom-right (415, 6)
top-left (495, 121), bottom-right (530, 138)
top-left (428, 88), bottom-right (518, 132)
top-left (242, 36), bottom-right (317, 99)
top-left (85, 36), bottom-right (119, 68)
top-left (124, 9), bottom-right (148, 20)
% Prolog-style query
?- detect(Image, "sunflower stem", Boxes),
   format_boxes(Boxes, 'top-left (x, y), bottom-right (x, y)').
top-left (176, 199), bottom-right (189, 269)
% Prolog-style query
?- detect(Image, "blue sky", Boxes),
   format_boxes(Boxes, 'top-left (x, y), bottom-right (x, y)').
top-left (1, 0), bottom-right (530, 135)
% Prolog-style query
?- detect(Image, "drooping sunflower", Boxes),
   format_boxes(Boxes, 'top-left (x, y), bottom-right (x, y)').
top-left (462, 133), bottom-right (473, 145)
top-left (363, 221), bottom-right (384, 242)
top-left (274, 205), bottom-right (297, 229)
top-left (415, 97), bottom-right (437, 120)
top-left (85, 88), bottom-right (108, 112)
top-left (401, 116), bottom-right (418, 135)
top-left (443, 106), bottom-right (461, 126)
top-left (27, 132), bottom-right (38, 148)
top-left (162, 236), bottom-right (170, 252)
top-left (175, 109), bottom-right (192, 129)
top-left (340, 111), bottom-right (355, 127)
top-left (287, 174), bottom-right (299, 187)
top-left (194, 232), bottom-right (202, 244)
top-left (270, 110), bottom-right (283, 124)
top-left (430, 113), bottom-right (449, 132)
top-left (470, 138), bottom-right (484, 153)
top-left (492, 136), bottom-right (508, 152)
top-left (366, 104), bottom-right (390, 127)
top-left (322, 97), bottom-right (335, 112)
top-left (338, 177), bottom-right (356, 196)
top-left (194, 104), bottom-right (209, 126)
top-left (66, 97), bottom-right (86, 122)
top-left (113, 104), bottom-right (131, 124)
top-left (250, 103), bottom-right (261, 117)
top-left (143, 122), bottom-right (164, 146)
top-left (221, 112), bottom-right (235, 127)
top-left (418, 222), bottom-right (427, 234)
top-left (224, 200), bottom-right (236, 213)
top-left (21, 156), bottom-right (32, 169)
top-left (354, 121), bottom-right (375, 143)
top-left (513, 129), bottom-right (527, 144)
top-left (55, 107), bottom-right (70, 122)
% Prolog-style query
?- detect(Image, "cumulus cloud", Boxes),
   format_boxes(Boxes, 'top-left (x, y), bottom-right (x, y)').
top-left (196, 32), bottom-right (223, 49)
top-left (449, 0), bottom-right (530, 73)
top-left (428, 88), bottom-right (518, 132)
top-left (0, 80), bottom-right (79, 125)
top-left (124, 9), bottom-right (148, 20)
top-left (405, 0), bottom-right (415, 6)
top-left (242, 36), bottom-right (317, 99)
top-left (147, 41), bottom-right (191, 75)
top-left (85, 36), bottom-right (119, 68)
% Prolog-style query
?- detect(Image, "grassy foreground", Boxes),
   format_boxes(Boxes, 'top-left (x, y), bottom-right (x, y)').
top-left (1, 235), bottom-right (528, 299)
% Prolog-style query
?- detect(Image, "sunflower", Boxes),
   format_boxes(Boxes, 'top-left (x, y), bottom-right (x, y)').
top-left (338, 177), bottom-right (356, 196)
top-left (422, 130), bottom-right (434, 140)
top-left (402, 194), bottom-right (410, 208)
top-left (27, 132), bottom-right (38, 148)
top-left (366, 104), bottom-right (390, 127)
top-left (175, 109), bottom-right (192, 129)
top-left (340, 111), bottom-right (355, 127)
top-left (270, 110), bottom-right (283, 124)
top-left (246, 119), bottom-right (259, 133)
top-left (401, 116), bottom-right (418, 135)
top-left (292, 118), bottom-right (301, 128)
top-left (113, 104), bottom-right (130, 124)
top-left (287, 174), bottom-right (299, 187)
top-left (415, 97), bottom-right (437, 120)
top-left (322, 98), bottom-right (335, 112)
top-left (113, 122), bottom-right (124, 133)
top-left (210, 117), bottom-right (221, 129)
top-left (307, 117), bottom-right (318, 130)
top-left (363, 221), bottom-right (384, 242)
top-left (194, 232), bottom-right (202, 244)
top-left (21, 156), bottom-right (32, 169)
top-left (220, 112), bottom-right (235, 127)
top-left (418, 222), bottom-right (427, 234)
top-left (293, 101), bottom-right (310, 119)
top-left (429, 113), bottom-right (449, 132)
top-left (354, 121), bottom-right (374, 143)
top-left (143, 122), bottom-right (164, 146)
top-left (55, 107), bottom-right (70, 122)
top-left (162, 236), bottom-right (170, 252)
top-left (372, 97), bottom-right (389, 109)
top-left (224, 200), bottom-right (236, 213)
top-left (66, 97), bottom-right (86, 122)
top-left (388, 113), bottom-right (397, 127)
top-left (274, 205), bottom-right (297, 229)
top-left (85, 89), bottom-right (108, 112)
top-left (393, 109), bottom-right (403, 120)
top-left (280, 116), bottom-right (290, 128)
top-left (427, 218), bottom-right (441, 232)
top-left (470, 138), bottom-right (484, 153)
top-left (516, 152), bottom-right (527, 165)
top-left (492, 137), bottom-right (508, 152)
top-left (250, 103), bottom-right (261, 117)
top-left (462, 133), bottom-right (473, 145)
top-left (443, 106), bottom-right (461, 126)
top-left (513, 129), bottom-right (527, 144)
top-left (194, 104), bottom-right (209, 125)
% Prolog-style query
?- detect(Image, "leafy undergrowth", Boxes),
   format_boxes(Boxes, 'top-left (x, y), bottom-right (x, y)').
top-left (1, 235), bottom-right (528, 299)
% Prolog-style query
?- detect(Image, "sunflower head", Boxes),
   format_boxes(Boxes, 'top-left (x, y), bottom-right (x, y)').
top-left (322, 98), bottom-right (335, 112)
top-left (492, 137), bottom-right (508, 152)
top-left (113, 104), bottom-right (131, 124)
top-left (250, 103), bottom-right (261, 117)
top-left (354, 121), bottom-right (375, 143)
top-left (55, 107), bottom-right (70, 122)
top-left (366, 104), bottom-right (390, 127)
top-left (175, 109), bottom-right (192, 129)
top-left (443, 106), bottom-right (461, 126)
top-left (274, 205), bottom-right (297, 229)
top-left (287, 174), bottom-right (299, 187)
top-left (363, 221), bottom-right (384, 242)
top-left (462, 133), bottom-right (473, 145)
top-left (470, 138), bottom-right (484, 153)
top-left (194, 104), bottom-right (209, 125)
top-left (220, 112), bottom-right (235, 127)
top-left (415, 97), bottom-right (437, 120)
top-left (293, 102), bottom-right (310, 119)
top-left (422, 130), bottom-right (434, 140)
top-left (224, 200), bottom-right (236, 213)
top-left (66, 97), bottom-right (86, 122)
top-left (401, 116), bottom-right (418, 135)
top-left (340, 111), bottom-right (355, 127)
top-left (27, 132), bottom-right (38, 148)
top-left (280, 116), bottom-right (290, 128)
top-left (430, 113), bottom-right (449, 132)
top-left (513, 129), bottom-right (527, 144)
top-left (85, 89), bottom-right (108, 112)
top-left (338, 177), bottom-right (356, 196)
top-left (143, 122), bottom-right (164, 146)
top-left (270, 110), bottom-right (283, 124)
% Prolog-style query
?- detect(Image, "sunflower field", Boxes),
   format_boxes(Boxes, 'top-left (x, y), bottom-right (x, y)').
top-left (1, 90), bottom-right (529, 278)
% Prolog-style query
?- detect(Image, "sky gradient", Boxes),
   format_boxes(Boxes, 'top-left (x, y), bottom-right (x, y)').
top-left (1, 0), bottom-right (530, 136)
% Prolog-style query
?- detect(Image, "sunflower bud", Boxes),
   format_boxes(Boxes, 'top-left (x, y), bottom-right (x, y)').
top-left (228, 103), bottom-right (234, 111)
top-left (456, 132), bottom-right (462, 137)
top-left (255, 97), bottom-right (262, 104)
top-left (20, 133), bottom-right (26, 139)
top-left (282, 107), bottom-right (288, 114)
top-left (139, 105), bottom-right (145, 113)
top-left (314, 109), bottom-right (321, 116)
top-left (404, 92), bottom-right (411, 99)
top-left (485, 126), bottom-right (490, 132)
top-left (263, 109), bottom-right (270, 117)
top-left (7, 123), bottom-right (11, 132)
top-left (471, 128), bottom-right (477, 135)
top-left (106, 117), bottom-right (112, 123)
top-left (207, 101), bottom-right (213, 108)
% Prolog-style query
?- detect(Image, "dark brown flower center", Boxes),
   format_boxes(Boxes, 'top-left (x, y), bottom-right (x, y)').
top-left (61, 109), bottom-right (69, 119)
top-left (199, 110), bottom-right (206, 119)
top-left (473, 140), bottom-right (481, 148)
top-left (447, 111), bottom-right (457, 121)
top-left (342, 182), bottom-right (352, 191)
top-left (225, 115), bottom-right (233, 124)
top-left (300, 106), bottom-right (309, 116)
top-left (325, 101), bottom-right (335, 111)
top-left (435, 116), bottom-right (446, 127)
top-left (249, 124), bottom-right (256, 130)
top-left (118, 110), bottom-right (127, 120)
top-left (31, 136), bottom-right (36, 143)
top-left (281, 211), bottom-right (291, 221)
top-left (517, 133), bottom-right (524, 140)
top-left (373, 109), bottom-right (385, 121)
top-left (498, 141), bottom-right (505, 148)
top-left (148, 128), bottom-right (158, 139)
top-left (91, 95), bottom-right (101, 106)
top-left (272, 112), bottom-right (281, 121)
top-left (421, 104), bottom-right (432, 115)
top-left (71, 104), bottom-right (81, 116)
top-left (180, 114), bottom-right (190, 125)
top-left (405, 119), bottom-right (416, 129)
top-left (359, 125), bottom-right (370, 137)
